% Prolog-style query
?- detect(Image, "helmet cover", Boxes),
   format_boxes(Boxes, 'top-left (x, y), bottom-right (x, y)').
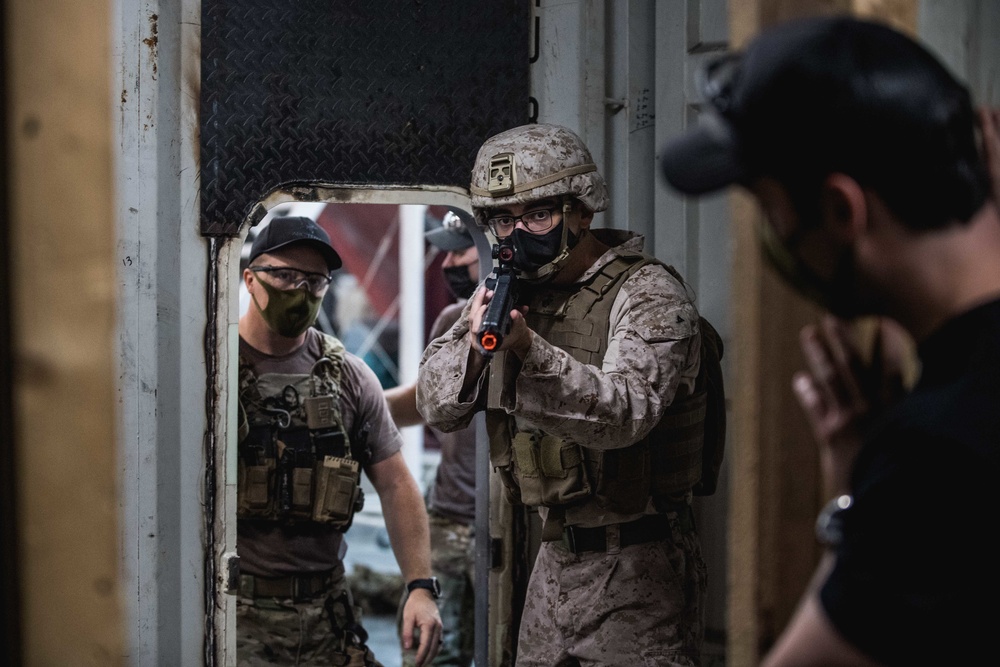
top-left (469, 123), bottom-right (609, 225)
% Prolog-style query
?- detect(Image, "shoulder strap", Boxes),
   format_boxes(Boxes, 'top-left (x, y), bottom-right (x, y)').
top-left (237, 350), bottom-right (262, 444)
top-left (314, 332), bottom-right (347, 400)
top-left (315, 332), bottom-right (369, 465)
top-left (565, 252), bottom-right (647, 317)
top-left (238, 350), bottom-right (262, 406)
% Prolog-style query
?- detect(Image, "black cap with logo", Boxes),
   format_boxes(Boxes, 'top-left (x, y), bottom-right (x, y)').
top-left (249, 216), bottom-right (343, 271)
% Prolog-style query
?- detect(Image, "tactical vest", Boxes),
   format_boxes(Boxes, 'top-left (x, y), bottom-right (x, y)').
top-left (486, 251), bottom-right (725, 516)
top-left (237, 334), bottom-right (366, 530)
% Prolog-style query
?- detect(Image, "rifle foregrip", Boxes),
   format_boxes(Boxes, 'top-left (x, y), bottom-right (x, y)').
top-left (478, 272), bottom-right (516, 353)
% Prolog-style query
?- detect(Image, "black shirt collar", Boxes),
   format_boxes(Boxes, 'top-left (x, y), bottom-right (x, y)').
top-left (916, 297), bottom-right (1000, 387)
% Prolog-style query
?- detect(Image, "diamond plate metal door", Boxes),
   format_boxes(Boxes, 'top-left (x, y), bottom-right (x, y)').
top-left (201, 0), bottom-right (530, 236)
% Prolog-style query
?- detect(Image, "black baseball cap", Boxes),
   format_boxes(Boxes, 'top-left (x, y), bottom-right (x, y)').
top-left (660, 16), bottom-right (981, 203)
top-left (249, 216), bottom-right (342, 271)
top-left (425, 210), bottom-right (474, 252)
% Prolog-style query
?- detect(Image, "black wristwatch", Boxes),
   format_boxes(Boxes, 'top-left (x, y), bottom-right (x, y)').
top-left (406, 577), bottom-right (441, 599)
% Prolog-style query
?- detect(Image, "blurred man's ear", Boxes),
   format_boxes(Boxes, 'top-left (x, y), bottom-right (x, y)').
top-left (821, 173), bottom-right (868, 241)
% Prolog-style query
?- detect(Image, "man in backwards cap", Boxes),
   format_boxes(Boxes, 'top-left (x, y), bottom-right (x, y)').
top-left (661, 16), bottom-right (1000, 666)
top-left (236, 216), bottom-right (442, 666)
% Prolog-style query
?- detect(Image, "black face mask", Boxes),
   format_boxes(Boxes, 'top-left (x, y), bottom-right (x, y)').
top-left (442, 264), bottom-right (477, 300)
top-left (510, 221), bottom-right (578, 275)
top-left (757, 221), bottom-right (861, 318)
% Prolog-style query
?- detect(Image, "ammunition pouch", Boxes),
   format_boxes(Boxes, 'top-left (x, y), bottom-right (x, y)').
top-left (237, 435), bottom-right (363, 529)
top-left (237, 333), bottom-right (365, 529)
top-left (486, 395), bottom-right (705, 514)
top-left (313, 455), bottom-right (365, 529)
top-left (238, 458), bottom-right (277, 516)
top-left (508, 432), bottom-right (591, 507)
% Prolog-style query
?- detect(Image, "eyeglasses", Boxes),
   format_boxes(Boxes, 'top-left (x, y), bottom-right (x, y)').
top-left (250, 265), bottom-right (333, 295)
top-left (486, 207), bottom-right (560, 237)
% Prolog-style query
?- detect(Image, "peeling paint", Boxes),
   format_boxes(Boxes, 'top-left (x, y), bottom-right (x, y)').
top-left (183, 19), bottom-right (201, 166)
top-left (143, 13), bottom-right (159, 79)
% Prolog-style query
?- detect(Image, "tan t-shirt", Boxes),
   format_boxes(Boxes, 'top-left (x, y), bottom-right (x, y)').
top-left (238, 328), bottom-right (403, 577)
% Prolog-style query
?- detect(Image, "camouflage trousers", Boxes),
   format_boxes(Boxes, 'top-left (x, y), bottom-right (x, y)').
top-left (237, 569), bottom-right (383, 667)
top-left (516, 508), bottom-right (707, 667)
top-left (400, 511), bottom-right (476, 667)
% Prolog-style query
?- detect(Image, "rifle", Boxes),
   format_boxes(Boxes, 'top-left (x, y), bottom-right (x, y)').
top-left (477, 236), bottom-right (519, 355)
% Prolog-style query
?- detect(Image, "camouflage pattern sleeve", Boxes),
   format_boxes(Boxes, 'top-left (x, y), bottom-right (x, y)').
top-left (416, 297), bottom-right (486, 432)
top-left (513, 263), bottom-right (700, 450)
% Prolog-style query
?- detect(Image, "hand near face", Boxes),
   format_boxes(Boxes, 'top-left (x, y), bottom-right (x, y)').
top-left (792, 316), bottom-right (910, 495)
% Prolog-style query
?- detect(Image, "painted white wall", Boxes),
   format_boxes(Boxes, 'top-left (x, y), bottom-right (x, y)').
top-left (919, 0), bottom-right (1000, 106)
top-left (115, 0), bottom-right (209, 664)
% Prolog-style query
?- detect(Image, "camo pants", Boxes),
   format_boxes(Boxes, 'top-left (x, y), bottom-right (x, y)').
top-left (516, 509), bottom-right (706, 667)
top-left (237, 574), bottom-right (382, 667)
top-left (401, 512), bottom-right (475, 667)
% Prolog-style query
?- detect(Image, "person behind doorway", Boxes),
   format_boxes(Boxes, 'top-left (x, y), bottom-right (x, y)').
top-left (660, 16), bottom-right (1000, 666)
top-left (236, 216), bottom-right (442, 666)
top-left (384, 209), bottom-right (481, 667)
top-left (416, 124), bottom-right (711, 666)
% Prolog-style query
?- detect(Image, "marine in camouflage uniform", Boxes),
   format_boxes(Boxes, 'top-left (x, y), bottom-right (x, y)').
top-left (237, 216), bottom-right (442, 666)
top-left (416, 125), bottom-right (707, 666)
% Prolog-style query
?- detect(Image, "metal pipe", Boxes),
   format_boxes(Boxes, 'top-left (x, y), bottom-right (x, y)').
top-left (398, 204), bottom-right (427, 489)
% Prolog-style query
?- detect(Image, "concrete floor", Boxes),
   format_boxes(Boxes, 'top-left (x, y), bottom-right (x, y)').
top-left (365, 614), bottom-right (403, 667)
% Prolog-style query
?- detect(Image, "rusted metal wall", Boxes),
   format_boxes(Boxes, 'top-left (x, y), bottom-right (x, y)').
top-left (116, 0), bottom-right (208, 663)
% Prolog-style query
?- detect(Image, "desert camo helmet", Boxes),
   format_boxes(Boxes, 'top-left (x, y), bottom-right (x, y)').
top-left (469, 123), bottom-right (609, 226)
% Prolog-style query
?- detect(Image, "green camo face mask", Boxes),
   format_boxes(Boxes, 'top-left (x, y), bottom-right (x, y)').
top-left (252, 279), bottom-right (323, 338)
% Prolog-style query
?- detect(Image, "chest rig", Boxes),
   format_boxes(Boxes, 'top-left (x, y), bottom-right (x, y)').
top-left (486, 252), bottom-right (711, 516)
top-left (237, 334), bottom-right (365, 530)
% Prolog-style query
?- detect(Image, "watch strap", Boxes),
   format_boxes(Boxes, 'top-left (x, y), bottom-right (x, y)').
top-left (406, 577), bottom-right (441, 599)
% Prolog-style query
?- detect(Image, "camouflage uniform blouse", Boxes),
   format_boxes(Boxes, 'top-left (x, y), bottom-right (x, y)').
top-left (416, 229), bottom-right (701, 528)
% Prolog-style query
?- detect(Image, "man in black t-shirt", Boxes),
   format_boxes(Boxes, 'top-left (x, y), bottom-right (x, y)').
top-left (661, 16), bottom-right (1000, 666)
